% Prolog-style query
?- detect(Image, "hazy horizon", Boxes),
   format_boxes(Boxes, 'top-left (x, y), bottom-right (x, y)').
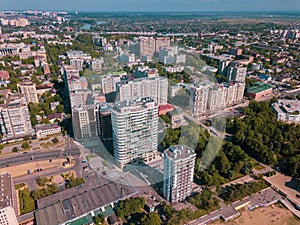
top-left (0, 0), bottom-right (299, 12)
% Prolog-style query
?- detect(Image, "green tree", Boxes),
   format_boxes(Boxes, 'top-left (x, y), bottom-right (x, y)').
top-left (12, 147), bottom-right (19, 152)
top-left (116, 197), bottom-right (145, 218)
top-left (65, 177), bottom-right (85, 189)
top-left (94, 214), bottom-right (105, 225)
top-left (55, 104), bottom-right (64, 113)
top-left (21, 142), bottom-right (30, 149)
top-left (23, 135), bottom-right (30, 141)
top-left (160, 115), bottom-right (171, 125)
top-left (51, 137), bottom-right (59, 144)
top-left (37, 176), bottom-right (49, 186)
top-left (141, 213), bottom-right (162, 225)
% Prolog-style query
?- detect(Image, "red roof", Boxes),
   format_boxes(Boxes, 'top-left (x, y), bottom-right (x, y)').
top-left (158, 104), bottom-right (174, 115)
top-left (0, 70), bottom-right (9, 80)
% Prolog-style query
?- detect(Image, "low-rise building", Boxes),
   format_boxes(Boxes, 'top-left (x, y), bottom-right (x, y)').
top-left (272, 100), bottom-right (300, 123)
top-left (17, 81), bottom-right (39, 104)
top-left (247, 82), bottom-right (273, 100)
top-left (47, 113), bottom-right (63, 123)
top-left (167, 109), bottom-right (183, 129)
top-left (35, 177), bottom-right (138, 225)
top-left (0, 70), bottom-right (9, 86)
top-left (35, 123), bottom-right (61, 139)
top-left (158, 104), bottom-right (174, 116)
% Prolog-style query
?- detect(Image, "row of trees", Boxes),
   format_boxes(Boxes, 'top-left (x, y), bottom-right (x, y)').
top-left (36, 176), bottom-right (52, 187)
top-left (65, 177), bottom-right (85, 189)
top-left (31, 184), bottom-right (59, 200)
top-left (188, 189), bottom-right (219, 210)
top-left (219, 180), bottom-right (268, 204)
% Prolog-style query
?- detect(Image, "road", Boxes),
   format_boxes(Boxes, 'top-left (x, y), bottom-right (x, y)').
top-left (183, 112), bottom-right (224, 138)
top-left (281, 88), bottom-right (300, 98)
top-left (0, 148), bottom-right (81, 167)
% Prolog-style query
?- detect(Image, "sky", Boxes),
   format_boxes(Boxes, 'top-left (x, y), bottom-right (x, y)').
top-left (0, 0), bottom-right (299, 12)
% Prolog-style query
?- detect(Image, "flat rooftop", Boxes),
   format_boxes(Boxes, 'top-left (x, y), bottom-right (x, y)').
top-left (165, 145), bottom-right (196, 161)
top-left (112, 97), bottom-right (156, 113)
top-left (264, 173), bottom-right (300, 207)
top-left (0, 173), bottom-right (17, 216)
top-left (247, 82), bottom-right (273, 94)
top-left (35, 175), bottom-right (138, 225)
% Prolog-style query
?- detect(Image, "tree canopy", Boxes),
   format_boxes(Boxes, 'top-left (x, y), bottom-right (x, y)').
top-left (227, 101), bottom-right (300, 177)
top-left (141, 212), bottom-right (162, 225)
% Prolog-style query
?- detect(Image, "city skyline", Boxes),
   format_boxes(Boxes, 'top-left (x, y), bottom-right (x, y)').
top-left (0, 0), bottom-right (299, 12)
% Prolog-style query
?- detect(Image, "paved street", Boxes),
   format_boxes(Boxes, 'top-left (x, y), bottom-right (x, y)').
top-left (0, 148), bottom-right (80, 167)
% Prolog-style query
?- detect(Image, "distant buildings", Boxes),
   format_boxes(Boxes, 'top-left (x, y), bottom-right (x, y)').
top-left (0, 94), bottom-right (34, 141)
top-left (0, 18), bottom-right (29, 27)
top-left (155, 37), bottom-right (171, 52)
top-left (163, 145), bottom-right (196, 203)
top-left (137, 37), bottom-right (156, 58)
top-left (111, 97), bottom-right (158, 167)
top-left (0, 70), bottom-right (9, 86)
top-left (228, 48), bottom-right (243, 56)
top-left (159, 46), bottom-right (186, 65)
top-left (17, 80), bottom-right (39, 104)
top-left (246, 81), bottom-right (273, 101)
top-left (134, 36), bottom-right (170, 58)
top-left (100, 74), bottom-right (121, 102)
top-left (226, 63), bottom-right (247, 83)
top-left (116, 76), bottom-right (168, 105)
top-left (169, 85), bottom-right (182, 98)
top-left (272, 100), bottom-right (300, 123)
top-left (90, 58), bottom-right (103, 73)
top-left (189, 81), bottom-right (245, 117)
top-left (164, 66), bottom-right (184, 73)
top-left (67, 51), bottom-right (91, 71)
top-left (99, 75), bottom-right (121, 95)
top-left (207, 43), bottom-right (224, 53)
top-left (119, 52), bottom-right (135, 63)
top-left (69, 90), bottom-right (93, 108)
top-left (133, 66), bottom-right (158, 78)
top-left (93, 35), bottom-right (107, 46)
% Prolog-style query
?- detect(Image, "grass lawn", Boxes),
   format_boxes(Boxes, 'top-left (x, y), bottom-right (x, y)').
top-left (19, 188), bottom-right (35, 214)
top-left (15, 183), bottom-right (26, 190)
